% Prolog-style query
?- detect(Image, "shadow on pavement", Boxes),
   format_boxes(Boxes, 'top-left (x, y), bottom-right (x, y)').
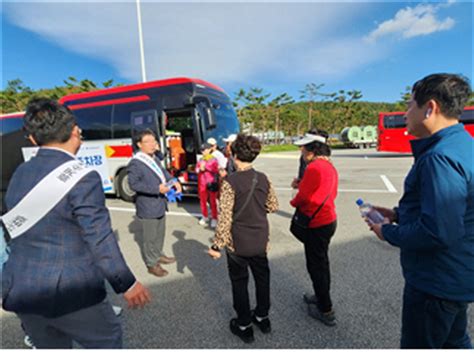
top-left (2, 234), bottom-right (473, 349)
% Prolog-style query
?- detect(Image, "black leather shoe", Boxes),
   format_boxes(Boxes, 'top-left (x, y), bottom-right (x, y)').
top-left (251, 311), bottom-right (271, 334)
top-left (229, 319), bottom-right (254, 344)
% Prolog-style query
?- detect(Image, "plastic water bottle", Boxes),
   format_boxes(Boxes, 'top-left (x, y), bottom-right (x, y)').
top-left (356, 198), bottom-right (385, 224)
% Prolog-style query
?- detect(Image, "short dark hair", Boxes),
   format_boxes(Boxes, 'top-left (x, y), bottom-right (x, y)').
top-left (412, 73), bottom-right (471, 118)
top-left (303, 129), bottom-right (331, 157)
top-left (231, 134), bottom-right (262, 162)
top-left (133, 129), bottom-right (156, 144)
top-left (23, 98), bottom-right (76, 146)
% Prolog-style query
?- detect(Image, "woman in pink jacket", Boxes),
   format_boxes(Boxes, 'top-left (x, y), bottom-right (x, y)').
top-left (196, 143), bottom-right (219, 228)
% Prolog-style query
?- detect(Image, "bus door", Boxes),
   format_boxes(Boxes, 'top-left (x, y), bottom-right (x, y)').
top-left (130, 109), bottom-right (162, 153)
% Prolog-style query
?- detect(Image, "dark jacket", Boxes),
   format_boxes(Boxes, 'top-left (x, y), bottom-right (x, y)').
top-left (127, 156), bottom-right (172, 219)
top-left (383, 124), bottom-right (474, 302)
top-left (2, 148), bottom-right (136, 317)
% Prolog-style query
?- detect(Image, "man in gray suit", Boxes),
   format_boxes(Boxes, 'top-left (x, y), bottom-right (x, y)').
top-left (2, 98), bottom-right (151, 349)
top-left (127, 129), bottom-right (181, 277)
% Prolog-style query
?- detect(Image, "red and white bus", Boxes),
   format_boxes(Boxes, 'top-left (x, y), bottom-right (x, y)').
top-left (1, 77), bottom-right (240, 201)
top-left (377, 106), bottom-right (474, 153)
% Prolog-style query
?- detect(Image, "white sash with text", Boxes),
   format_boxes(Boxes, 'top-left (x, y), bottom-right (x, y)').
top-left (1, 160), bottom-right (93, 239)
top-left (133, 152), bottom-right (166, 184)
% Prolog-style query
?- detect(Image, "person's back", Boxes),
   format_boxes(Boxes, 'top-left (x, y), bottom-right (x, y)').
top-left (2, 98), bottom-right (150, 349)
top-left (208, 134), bottom-right (278, 343)
top-left (4, 149), bottom-right (134, 316)
top-left (226, 169), bottom-right (272, 257)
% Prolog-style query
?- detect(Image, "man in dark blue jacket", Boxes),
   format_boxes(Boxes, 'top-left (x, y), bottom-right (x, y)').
top-left (370, 73), bottom-right (473, 348)
top-left (127, 129), bottom-right (181, 277)
top-left (2, 98), bottom-right (151, 348)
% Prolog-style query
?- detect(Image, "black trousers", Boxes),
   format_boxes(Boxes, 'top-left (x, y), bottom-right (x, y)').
top-left (304, 221), bottom-right (337, 313)
top-left (226, 251), bottom-right (270, 326)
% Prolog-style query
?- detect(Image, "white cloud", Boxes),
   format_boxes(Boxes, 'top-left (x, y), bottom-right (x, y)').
top-left (2, 2), bottom-right (418, 88)
top-left (365, 3), bottom-right (455, 42)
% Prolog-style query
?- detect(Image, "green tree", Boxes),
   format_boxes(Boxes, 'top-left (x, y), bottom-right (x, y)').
top-left (299, 83), bottom-right (328, 130)
top-left (394, 85), bottom-right (411, 111)
top-left (0, 79), bottom-right (33, 113)
top-left (268, 93), bottom-right (294, 143)
top-left (245, 87), bottom-right (271, 136)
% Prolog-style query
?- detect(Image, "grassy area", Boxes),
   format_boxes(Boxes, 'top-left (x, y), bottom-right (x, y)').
top-left (261, 142), bottom-right (347, 153)
top-left (261, 144), bottom-right (300, 153)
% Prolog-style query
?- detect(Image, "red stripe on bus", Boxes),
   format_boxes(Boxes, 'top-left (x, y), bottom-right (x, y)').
top-left (59, 77), bottom-right (224, 104)
top-left (67, 96), bottom-right (150, 110)
top-left (108, 145), bottom-right (133, 158)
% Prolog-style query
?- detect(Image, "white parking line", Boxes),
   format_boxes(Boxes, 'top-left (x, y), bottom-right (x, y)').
top-left (109, 181), bottom-right (398, 216)
top-left (274, 187), bottom-right (394, 194)
top-left (380, 175), bottom-right (398, 193)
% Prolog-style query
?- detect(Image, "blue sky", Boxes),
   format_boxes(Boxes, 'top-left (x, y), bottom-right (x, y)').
top-left (1, 1), bottom-right (472, 103)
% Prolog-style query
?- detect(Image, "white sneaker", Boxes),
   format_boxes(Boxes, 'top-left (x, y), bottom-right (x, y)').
top-left (199, 217), bottom-right (208, 226)
top-left (24, 335), bottom-right (35, 349)
top-left (112, 305), bottom-right (123, 317)
top-left (210, 219), bottom-right (218, 229)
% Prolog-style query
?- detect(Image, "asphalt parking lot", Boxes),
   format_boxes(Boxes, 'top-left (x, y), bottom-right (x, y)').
top-left (1, 148), bottom-right (473, 349)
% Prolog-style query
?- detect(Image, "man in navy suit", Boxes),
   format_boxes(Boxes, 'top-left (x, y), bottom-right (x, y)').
top-left (127, 129), bottom-right (181, 277)
top-left (2, 98), bottom-right (151, 349)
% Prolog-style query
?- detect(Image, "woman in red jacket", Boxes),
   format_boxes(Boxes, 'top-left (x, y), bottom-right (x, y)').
top-left (290, 130), bottom-right (338, 327)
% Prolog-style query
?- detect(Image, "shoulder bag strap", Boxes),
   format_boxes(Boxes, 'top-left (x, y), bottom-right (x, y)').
top-left (233, 171), bottom-right (258, 221)
top-left (305, 166), bottom-right (335, 221)
top-left (307, 193), bottom-right (330, 220)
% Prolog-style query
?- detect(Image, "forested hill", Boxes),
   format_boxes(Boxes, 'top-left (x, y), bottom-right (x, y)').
top-left (2, 78), bottom-right (473, 135)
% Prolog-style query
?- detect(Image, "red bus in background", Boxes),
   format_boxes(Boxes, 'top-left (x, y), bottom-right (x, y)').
top-left (377, 106), bottom-right (474, 153)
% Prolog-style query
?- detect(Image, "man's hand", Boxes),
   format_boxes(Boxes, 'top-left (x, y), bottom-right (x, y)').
top-left (290, 177), bottom-right (300, 189)
top-left (369, 222), bottom-right (386, 241)
top-left (208, 248), bottom-right (222, 260)
top-left (159, 183), bottom-right (170, 194)
top-left (123, 282), bottom-right (151, 309)
top-left (174, 181), bottom-right (182, 194)
top-left (219, 169), bottom-right (228, 178)
top-left (373, 206), bottom-right (397, 223)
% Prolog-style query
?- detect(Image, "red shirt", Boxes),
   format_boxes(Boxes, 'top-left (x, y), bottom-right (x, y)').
top-left (290, 158), bottom-right (338, 228)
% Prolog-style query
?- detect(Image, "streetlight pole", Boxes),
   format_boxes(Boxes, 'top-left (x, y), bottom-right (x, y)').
top-left (136, 0), bottom-right (147, 82)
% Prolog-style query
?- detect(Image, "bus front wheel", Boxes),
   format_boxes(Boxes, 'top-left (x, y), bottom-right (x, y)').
top-left (117, 169), bottom-right (135, 202)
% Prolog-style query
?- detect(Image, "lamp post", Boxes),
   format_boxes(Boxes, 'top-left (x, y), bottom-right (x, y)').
top-left (136, 0), bottom-right (147, 82)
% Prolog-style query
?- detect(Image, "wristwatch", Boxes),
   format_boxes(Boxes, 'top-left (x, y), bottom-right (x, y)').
top-left (211, 245), bottom-right (220, 252)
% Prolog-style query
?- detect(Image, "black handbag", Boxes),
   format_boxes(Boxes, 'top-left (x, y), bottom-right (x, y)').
top-left (290, 194), bottom-right (330, 243)
top-left (206, 175), bottom-right (219, 192)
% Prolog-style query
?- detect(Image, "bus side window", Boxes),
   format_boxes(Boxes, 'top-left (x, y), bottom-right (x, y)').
top-left (384, 114), bottom-right (406, 128)
top-left (460, 110), bottom-right (474, 124)
top-left (73, 106), bottom-right (112, 140)
top-left (113, 101), bottom-right (158, 139)
top-left (0, 117), bottom-right (24, 136)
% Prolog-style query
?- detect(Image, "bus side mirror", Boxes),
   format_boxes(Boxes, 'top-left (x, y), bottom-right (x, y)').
top-left (204, 106), bottom-right (216, 130)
